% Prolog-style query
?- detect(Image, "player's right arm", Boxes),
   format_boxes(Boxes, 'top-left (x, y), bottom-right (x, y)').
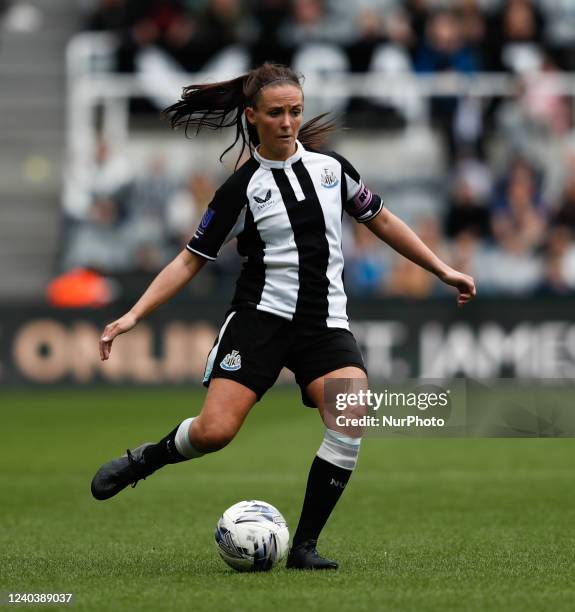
top-left (100, 169), bottom-right (249, 361)
top-left (99, 249), bottom-right (206, 361)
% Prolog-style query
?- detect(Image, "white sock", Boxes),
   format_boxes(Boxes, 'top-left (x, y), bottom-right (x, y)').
top-left (174, 417), bottom-right (204, 459)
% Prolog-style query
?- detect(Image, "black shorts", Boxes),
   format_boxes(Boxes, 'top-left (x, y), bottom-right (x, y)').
top-left (203, 309), bottom-right (367, 407)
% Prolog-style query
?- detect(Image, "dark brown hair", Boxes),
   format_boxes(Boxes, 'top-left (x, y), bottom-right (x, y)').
top-left (163, 63), bottom-right (337, 167)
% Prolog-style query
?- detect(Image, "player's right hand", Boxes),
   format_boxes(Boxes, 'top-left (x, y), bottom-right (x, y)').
top-left (99, 312), bottom-right (138, 361)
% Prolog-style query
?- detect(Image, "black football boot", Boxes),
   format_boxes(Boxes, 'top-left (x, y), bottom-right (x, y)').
top-left (286, 540), bottom-right (338, 570)
top-left (91, 443), bottom-right (155, 500)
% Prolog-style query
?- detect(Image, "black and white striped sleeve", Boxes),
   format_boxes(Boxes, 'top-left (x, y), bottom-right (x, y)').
top-left (186, 160), bottom-right (258, 260)
top-left (328, 151), bottom-right (384, 223)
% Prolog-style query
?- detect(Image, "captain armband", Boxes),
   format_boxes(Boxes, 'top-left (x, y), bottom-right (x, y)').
top-left (343, 183), bottom-right (384, 223)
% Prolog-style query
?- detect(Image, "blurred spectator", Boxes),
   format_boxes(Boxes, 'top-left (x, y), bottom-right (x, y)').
top-left (64, 137), bottom-right (132, 220)
top-left (540, 0), bottom-right (575, 70)
top-left (346, 8), bottom-right (387, 73)
top-left (485, 0), bottom-right (546, 74)
top-left (161, 12), bottom-right (201, 70)
top-left (171, 0), bottom-right (247, 71)
top-left (476, 238), bottom-right (543, 295)
top-left (405, 0), bottom-right (431, 49)
top-left (520, 56), bottom-right (571, 136)
top-left (415, 9), bottom-right (479, 75)
top-left (90, 137), bottom-right (132, 202)
top-left (85, 0), bottom-right (130, 32)
top-left (345, 8), bottom-right (412, 129)
top-left (386, 6), bottom-right (416, 52)
top-left (385, 217), bottom-right (445, 297)
top-left (553, 155), bottom-right (575, 231)
top-left (490, 157), bottom-right (547, 253)
top-left (167, 171), bottom-right (217, 247)
top-left (248, 0), bottom-right (292, 66)
top-left (453, 0), bottom-right (488, 154)
top-left (414, 9), bottom-right (480, 156)
top-left (537, 225), bottom-right (575, 294)
top-left (128, 156), bottom-right (174, 218)
top-left (345, 223), bottom-right (391, 296)
top-left (64, 197), bottom-right (133, 272)
top-left (492, 57), bottom-right (571, 192)
top-left (279, 0), bottom-right (348, 48)
top-left (286, 0), bottom-right (351, 118)
top-left (457, 0), bottom-right (487, 66)
top-left (445, 152), bottom-right (491, 239)
top-left (126, 156), bottom-right (175, 270)
top-left (453, 95), bottom-right (485, 155)
top-left (560, 235), bottom-right (575, 290)
top-left (448, 230), bottom-right (484, 280)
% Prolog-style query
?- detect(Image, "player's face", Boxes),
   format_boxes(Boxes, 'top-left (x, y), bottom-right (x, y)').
top-left (246, 84), bottom-right (304, 161)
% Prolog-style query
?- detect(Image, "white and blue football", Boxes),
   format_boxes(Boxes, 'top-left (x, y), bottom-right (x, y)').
top-left (215, 500), bottom-right (289, 572)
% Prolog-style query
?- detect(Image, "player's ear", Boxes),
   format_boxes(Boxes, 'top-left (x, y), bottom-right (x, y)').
top-left (245, 106), bottom-right (256, 126)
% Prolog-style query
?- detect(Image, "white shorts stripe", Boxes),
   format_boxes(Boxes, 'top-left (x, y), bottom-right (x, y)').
top-left (203, 311), bottom-right (236, 383)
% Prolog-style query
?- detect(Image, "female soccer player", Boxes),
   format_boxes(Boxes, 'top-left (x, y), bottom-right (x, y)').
top-left (91, 63), bottom-right (476, 569)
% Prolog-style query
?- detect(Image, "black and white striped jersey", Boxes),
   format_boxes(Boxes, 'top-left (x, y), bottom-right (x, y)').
top-left (187, 140), bottom-right (383, 329)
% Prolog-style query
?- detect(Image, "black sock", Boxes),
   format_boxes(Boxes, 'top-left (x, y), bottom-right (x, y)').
top-left (142, 425), bottom-right (188, 470)
top-left (292, 456), bottom-right (352, 546)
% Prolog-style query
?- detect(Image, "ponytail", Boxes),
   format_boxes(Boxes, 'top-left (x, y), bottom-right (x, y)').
top-left (163, 63), bottom-right (339, 168)
top-left (164, 74), bottom-right (249, 164)
top-left (299, 113), bottom-right (339, 152)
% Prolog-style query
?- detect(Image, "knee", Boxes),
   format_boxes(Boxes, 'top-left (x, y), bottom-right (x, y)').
top-left (190, 417), bottom-right (238, 453)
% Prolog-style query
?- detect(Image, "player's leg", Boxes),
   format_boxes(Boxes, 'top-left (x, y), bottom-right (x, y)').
top-left (186, 380), bottom-right (257, 452)
top-left (140, 377), bottom-right (258, 464)
top-left (287, 366), bottom-right (367, 570)
top-left (91, 379), bottom-right (257, 500)
top-left (91, 309), bottom-right (287, 501)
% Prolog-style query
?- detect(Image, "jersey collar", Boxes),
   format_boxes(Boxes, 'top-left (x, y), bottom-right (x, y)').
top-left (253, 140), bottom-right (304, 169)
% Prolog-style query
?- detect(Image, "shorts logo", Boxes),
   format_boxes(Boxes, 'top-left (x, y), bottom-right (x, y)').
top-left (220, 350), bottom-right (241, 371)
top-left (321, 169), bottom-right (339, 189)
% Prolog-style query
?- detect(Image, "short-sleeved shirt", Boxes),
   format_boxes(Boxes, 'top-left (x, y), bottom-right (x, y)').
top-left (187, 140), bottom-right (383, 329)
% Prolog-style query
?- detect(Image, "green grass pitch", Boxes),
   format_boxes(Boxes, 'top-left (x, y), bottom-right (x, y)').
top-left (1, 387), bottom-right (574, 611)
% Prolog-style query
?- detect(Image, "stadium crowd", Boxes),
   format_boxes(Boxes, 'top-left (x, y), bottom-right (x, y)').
top-left (62, 0), bottom-right (575, 299)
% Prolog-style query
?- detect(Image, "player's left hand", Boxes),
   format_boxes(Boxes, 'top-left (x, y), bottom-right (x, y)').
top-left (438, 267), bottom-right (476, 307)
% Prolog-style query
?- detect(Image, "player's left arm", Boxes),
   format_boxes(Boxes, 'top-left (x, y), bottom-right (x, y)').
top-left (365, 208), bottom-right (476, 306)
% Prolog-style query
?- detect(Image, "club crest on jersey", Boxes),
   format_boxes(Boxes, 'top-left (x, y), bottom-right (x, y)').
top-left (320, 169), bottom-right (339, 189)
top-left (220, 350), bottom-right (241, 371)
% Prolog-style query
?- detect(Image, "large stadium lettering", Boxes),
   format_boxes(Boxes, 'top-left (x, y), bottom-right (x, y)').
top-left (11, 319), bottom-right (216, 383)
top-left (420, 322), bottom-right (575, 378)
top-left (351, 321), bottom-right (410, 378)
top-left (7, 314), bottom-right (575, 383)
